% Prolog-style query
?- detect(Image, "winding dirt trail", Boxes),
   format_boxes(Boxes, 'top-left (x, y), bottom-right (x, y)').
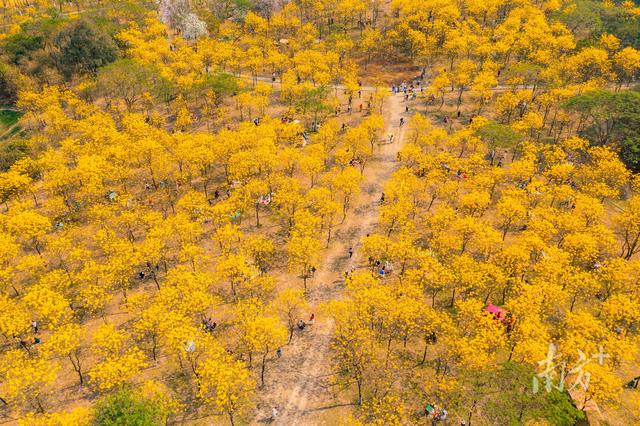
top-left (253, 89), bottom-right (411, 425)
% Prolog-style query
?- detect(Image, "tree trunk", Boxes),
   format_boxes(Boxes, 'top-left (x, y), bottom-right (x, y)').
top-left (261, 348), bottom-right (268, 387)
top-left (420, 339), bottom-right (428, 365)
top-left (69, 353), bottom-right (84, 385)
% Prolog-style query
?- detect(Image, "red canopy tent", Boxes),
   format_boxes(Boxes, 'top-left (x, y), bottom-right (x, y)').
top-left (486, 304), bottom-right (506, 321)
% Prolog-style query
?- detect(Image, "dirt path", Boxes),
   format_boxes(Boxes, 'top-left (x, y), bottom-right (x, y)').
top-left (0, 107), bottom-right (21, 140)
top-left (253, 90), bottom-right (410, 425)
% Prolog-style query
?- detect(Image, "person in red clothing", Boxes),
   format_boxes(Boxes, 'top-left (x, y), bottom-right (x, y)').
top-left (309, 313), bottom-right (315, 322)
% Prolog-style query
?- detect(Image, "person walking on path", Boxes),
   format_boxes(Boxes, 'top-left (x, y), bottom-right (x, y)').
top-left (348, 247), bottom-right (354, 258)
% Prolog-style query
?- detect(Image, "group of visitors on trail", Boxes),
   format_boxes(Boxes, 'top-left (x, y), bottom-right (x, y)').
top-left (366, 255), bottom-right (394, 278)
top-left (15, 320), bottom-right (41, 351)
top-left (297, 313), bottom-right (316, 331)
top-left (425, 403), bottom-right (448, 423)
top-left (391, 81), bottom-right (424, 95)
top-left (201, 317), bottom-right (217, 333)
top-left (392, 79), bottom-right (422, 114)
top-left (335, 81), bottom-right (371, 118)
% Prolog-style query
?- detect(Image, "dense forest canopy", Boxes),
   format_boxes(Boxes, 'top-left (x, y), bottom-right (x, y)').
top-left (0, 0), bottom-right (640, 425)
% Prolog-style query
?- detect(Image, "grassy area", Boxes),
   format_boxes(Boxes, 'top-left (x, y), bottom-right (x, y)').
top-left (0, 109), bottom-right (22, 130)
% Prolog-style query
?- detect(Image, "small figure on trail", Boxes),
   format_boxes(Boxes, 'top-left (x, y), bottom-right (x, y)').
top-left (31, 320), bottom-right (38, 334)
top-left (276, 347), bottom-right (282, 358)
top-left (309, 313), bottom-right (315, 323)
top-left (399, 117), bottom-right (405, 127)
top-left (271, 407), bottom-right (279, 420)
top-left (443, 116), bottom-right (449, 124)
top-left (437, 409), bottom-right (447, 421)
top-left (348, 247), bottom-right (354, 258)
top-left (359, 103), bottom-right (363, 113)
top-left (405, 105), bottom-right (409, 112)
top-left (425, 403), bottom-right (435, 417)
top-left (202, 317), bottom-right (216, 333)
top-left (297, 319), bottom-right (306, 330)
top-left (214, 189), bottom-right (220, 199)
top-left (380, 192), bottom-right (385, 203)
top-left (341, 123), bottom-right (346, 130)
top-left (388, 133), bottom-right (394, 143)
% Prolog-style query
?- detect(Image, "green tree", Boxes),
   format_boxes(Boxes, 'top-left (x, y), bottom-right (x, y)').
top-left (56, 19), bottom-right (118, 78)
top-left (3, 33), bottom-right (44, 65)
top-left (481, 363), bottom-right (586, 426)
top-left (476, 121), bottom-right (523, 164)
top-left (193, 72), bottom-right (239, 106)
top-left (565, 89), bottom-right (640, 171)
top-left (94, 388), bottom-right (168, 426)
top-left (96, 59), bottom-right (160, 112)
